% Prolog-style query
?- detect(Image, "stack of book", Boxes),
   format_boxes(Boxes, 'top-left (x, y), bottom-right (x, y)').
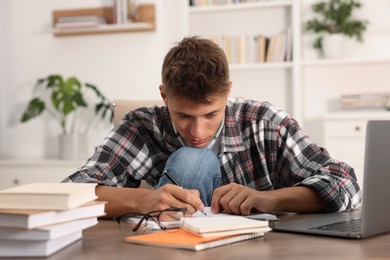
top-left (340, 93), bottom-right (390, 110)
top-left (0, 183), bottom-right (106, 257)
top-left (54, 16), bottom-right (108, 30)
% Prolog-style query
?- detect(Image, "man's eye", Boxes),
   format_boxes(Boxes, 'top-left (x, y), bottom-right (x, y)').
top-left (178, 114), bottom-right (189, 118)
top-left (206, 113), bottom-right (217, 118)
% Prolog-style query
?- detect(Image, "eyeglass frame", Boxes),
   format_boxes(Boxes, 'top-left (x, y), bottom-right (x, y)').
top-left (117, 207), bottom-right (187, 234)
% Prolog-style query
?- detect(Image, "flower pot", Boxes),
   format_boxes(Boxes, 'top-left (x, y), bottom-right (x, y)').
top-left (59, 133), bottom-right (88, 160)
top-left (322, 33), bottom-right (346, 59)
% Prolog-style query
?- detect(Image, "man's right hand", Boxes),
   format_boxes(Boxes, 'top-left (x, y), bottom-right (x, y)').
top-left (142, 184), bottom-right (205, 215)
top-left (95, 185), bottom-right (204, 218)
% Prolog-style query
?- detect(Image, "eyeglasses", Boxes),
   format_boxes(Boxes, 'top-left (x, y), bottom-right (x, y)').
top-left (117, 207), bottom-right (187, 237)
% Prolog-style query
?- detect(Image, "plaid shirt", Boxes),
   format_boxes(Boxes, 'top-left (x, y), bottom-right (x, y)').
top-left (64, 99), bottom-right (361, 212)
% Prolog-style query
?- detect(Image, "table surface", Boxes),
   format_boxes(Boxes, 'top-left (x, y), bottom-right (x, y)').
top-left (6, 214), bottom-right (390, 260)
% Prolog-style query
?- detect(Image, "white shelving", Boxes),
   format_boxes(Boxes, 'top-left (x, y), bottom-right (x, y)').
top-left (188, 0), bottom-right (293, 13)
top-left (186, 1), bottom-right (390, 140)
top-left (186, 0), bottom-right (301, 120)
top-left (323, 111), bottom-right (390, 187)
top-left (0, 160), bottom-right (84, 190)
top-left (302, 57), bottom-right (390, 67)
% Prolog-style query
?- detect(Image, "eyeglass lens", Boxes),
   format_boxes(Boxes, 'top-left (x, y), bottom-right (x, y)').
top-left (119, 208), bottom-right (185, 237)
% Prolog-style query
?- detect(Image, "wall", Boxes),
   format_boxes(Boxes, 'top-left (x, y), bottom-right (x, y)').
top-left (0, 0), bottom-right (186, 159)
top-left (1, 0), bottom-right (390, 160)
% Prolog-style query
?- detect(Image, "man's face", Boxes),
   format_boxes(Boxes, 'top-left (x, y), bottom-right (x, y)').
top-left (162, 92), bottom-right (228, 148)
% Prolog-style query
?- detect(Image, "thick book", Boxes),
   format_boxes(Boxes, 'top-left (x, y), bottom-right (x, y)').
top-left (125, 229), bottom-right (264, 251)
top-left (0, 230), bottom-right (82, 257)
top-left (0, 217), bottom-right (97, 240)
top-left (183, 215), bottom-right (271, 238)
top-left (0, 200), bottom-right (105, 229)
top-left (0, 183), bottom-right (97, 210)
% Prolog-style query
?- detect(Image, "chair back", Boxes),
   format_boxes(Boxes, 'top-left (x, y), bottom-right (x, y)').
top-left (113, 99), bottom-right (164, 126)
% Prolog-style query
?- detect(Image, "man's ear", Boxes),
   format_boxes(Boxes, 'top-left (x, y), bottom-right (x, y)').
top-left (159, 85), bottom-right (168, 106)
top-left (226, 81), bottom-right (233, 99)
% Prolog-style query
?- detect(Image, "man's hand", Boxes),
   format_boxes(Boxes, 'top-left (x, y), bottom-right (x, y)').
top-left (140, 184), bottom-right (205, 215)
top-left (210, 183), bottom-right (277, 215)
top-left (95, 185), bottom-right (205, 218)
top-left (210, 183), bottom-right (326, 215)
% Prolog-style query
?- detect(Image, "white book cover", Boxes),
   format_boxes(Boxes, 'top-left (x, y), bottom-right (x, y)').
top-left (0, 200), bottom-right (105, 229)
top-left (0, 217), bottom-right (98, 240)
top-left (0, 183), bottom-right (97, 210)
top-left (0, 231), bottom-right (82, 257)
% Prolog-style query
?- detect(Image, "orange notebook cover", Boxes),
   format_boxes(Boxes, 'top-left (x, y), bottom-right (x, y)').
top-left (125, 229), bottom-right (263, 251)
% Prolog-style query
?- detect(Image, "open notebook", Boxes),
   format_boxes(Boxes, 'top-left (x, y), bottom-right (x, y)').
top-left (270, 120), bottom-right (390, 238)
top-left (130, 207), bottom-right (277, 231)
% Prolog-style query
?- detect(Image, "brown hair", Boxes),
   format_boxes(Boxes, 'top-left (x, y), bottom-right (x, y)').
top-left (161, 36), bottom-right (230, 104)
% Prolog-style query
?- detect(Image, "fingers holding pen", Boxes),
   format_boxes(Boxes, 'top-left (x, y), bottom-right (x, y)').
top-left (152, 184), bottom-right (204, 215)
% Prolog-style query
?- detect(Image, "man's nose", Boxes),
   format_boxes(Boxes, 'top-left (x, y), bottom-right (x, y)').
top-left (190, 118), bottom-right (206, 138)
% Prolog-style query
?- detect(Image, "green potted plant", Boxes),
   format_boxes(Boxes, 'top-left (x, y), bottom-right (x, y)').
top-left (304, 0), bottom-right (369, 58)
top-left (21, 74), bottom-right (113, 159)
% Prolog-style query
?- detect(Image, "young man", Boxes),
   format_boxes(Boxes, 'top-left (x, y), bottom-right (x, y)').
top-left (63, 36), bottom-right (361, 218)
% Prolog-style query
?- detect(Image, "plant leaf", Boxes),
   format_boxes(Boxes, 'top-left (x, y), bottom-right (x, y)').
top-left (21, 98), bottom-right (45, 122)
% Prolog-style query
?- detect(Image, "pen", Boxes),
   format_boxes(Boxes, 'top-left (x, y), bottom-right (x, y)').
top-left (163, 170), bottom-right (207, 216)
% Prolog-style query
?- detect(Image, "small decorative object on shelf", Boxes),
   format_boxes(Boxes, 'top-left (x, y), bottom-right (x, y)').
top-left (304, 0), bottom-right (369, 58)
top-left (52, 3), bottom-right (155, 37)
top-left (20, 74), bottom-right (113, 159)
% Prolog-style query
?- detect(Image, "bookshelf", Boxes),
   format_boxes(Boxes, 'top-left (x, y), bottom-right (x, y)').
top-left (185, 0), bottom-right (390, 137)
top-left (185, 0), bottom-right (302, 121)
top-left (52, 3), bottom-right (155, 37)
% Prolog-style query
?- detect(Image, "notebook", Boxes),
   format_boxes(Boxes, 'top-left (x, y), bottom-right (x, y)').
top-left (125, 228), bottom-right (263, 251)
top-left (183, 215), bottom-right (270, 238)
top-left (269, 120), bottom-right (390, 239)
top-left (133, 207), bottom-right (276, 231)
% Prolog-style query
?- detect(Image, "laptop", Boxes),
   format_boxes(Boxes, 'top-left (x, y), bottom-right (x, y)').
top-left (269, 120), bottom-right (390, 239)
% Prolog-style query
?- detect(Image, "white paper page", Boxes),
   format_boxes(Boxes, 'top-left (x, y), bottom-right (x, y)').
top-left (192, 207), bottom-right (277, 221)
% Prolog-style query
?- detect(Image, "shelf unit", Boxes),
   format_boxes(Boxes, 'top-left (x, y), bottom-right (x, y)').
top-left (52, 3), bottom-right (155, 37)
top-left (323, 111), bottom-right (390, 187)
top-left (186, 0), bottom-right (390, 133)
top-left (186, 0), bottom-right (302, 121)
top-left (0, 160), bottom-right (85, 189)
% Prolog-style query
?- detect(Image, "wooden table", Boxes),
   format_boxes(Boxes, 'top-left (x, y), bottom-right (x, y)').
top-left (9, 216), bottom-right (390, 260)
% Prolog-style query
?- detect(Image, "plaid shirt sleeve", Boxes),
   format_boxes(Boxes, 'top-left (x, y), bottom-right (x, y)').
top-left (62, 106), bottom-right (174, 187)
top-left (222, 100), bottom-right (361, 212)
top-left (275, 116), bottom-right (362, 212)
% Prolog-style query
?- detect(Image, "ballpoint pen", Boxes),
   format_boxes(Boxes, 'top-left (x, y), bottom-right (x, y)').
top-left (163, 170), bottom-right (208, 216)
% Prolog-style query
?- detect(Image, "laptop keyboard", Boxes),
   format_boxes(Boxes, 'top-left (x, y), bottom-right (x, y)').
top-left (309, 219), bottom-right (361, 233)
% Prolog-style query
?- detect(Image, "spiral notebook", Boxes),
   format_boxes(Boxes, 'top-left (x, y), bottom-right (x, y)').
top-left (125, 229), bottom-right (263, 251)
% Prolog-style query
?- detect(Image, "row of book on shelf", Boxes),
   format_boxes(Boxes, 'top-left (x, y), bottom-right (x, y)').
top-left (339, 93), bottom-right (390, 110)
top-left (210, 29), bottom-right (292, 65)
top-left (54, 0), bottom-right (135, 30)
top-left (0, 183), bottom-right (105, 257)
top-left (189, 0), bottom-right (285, 7)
